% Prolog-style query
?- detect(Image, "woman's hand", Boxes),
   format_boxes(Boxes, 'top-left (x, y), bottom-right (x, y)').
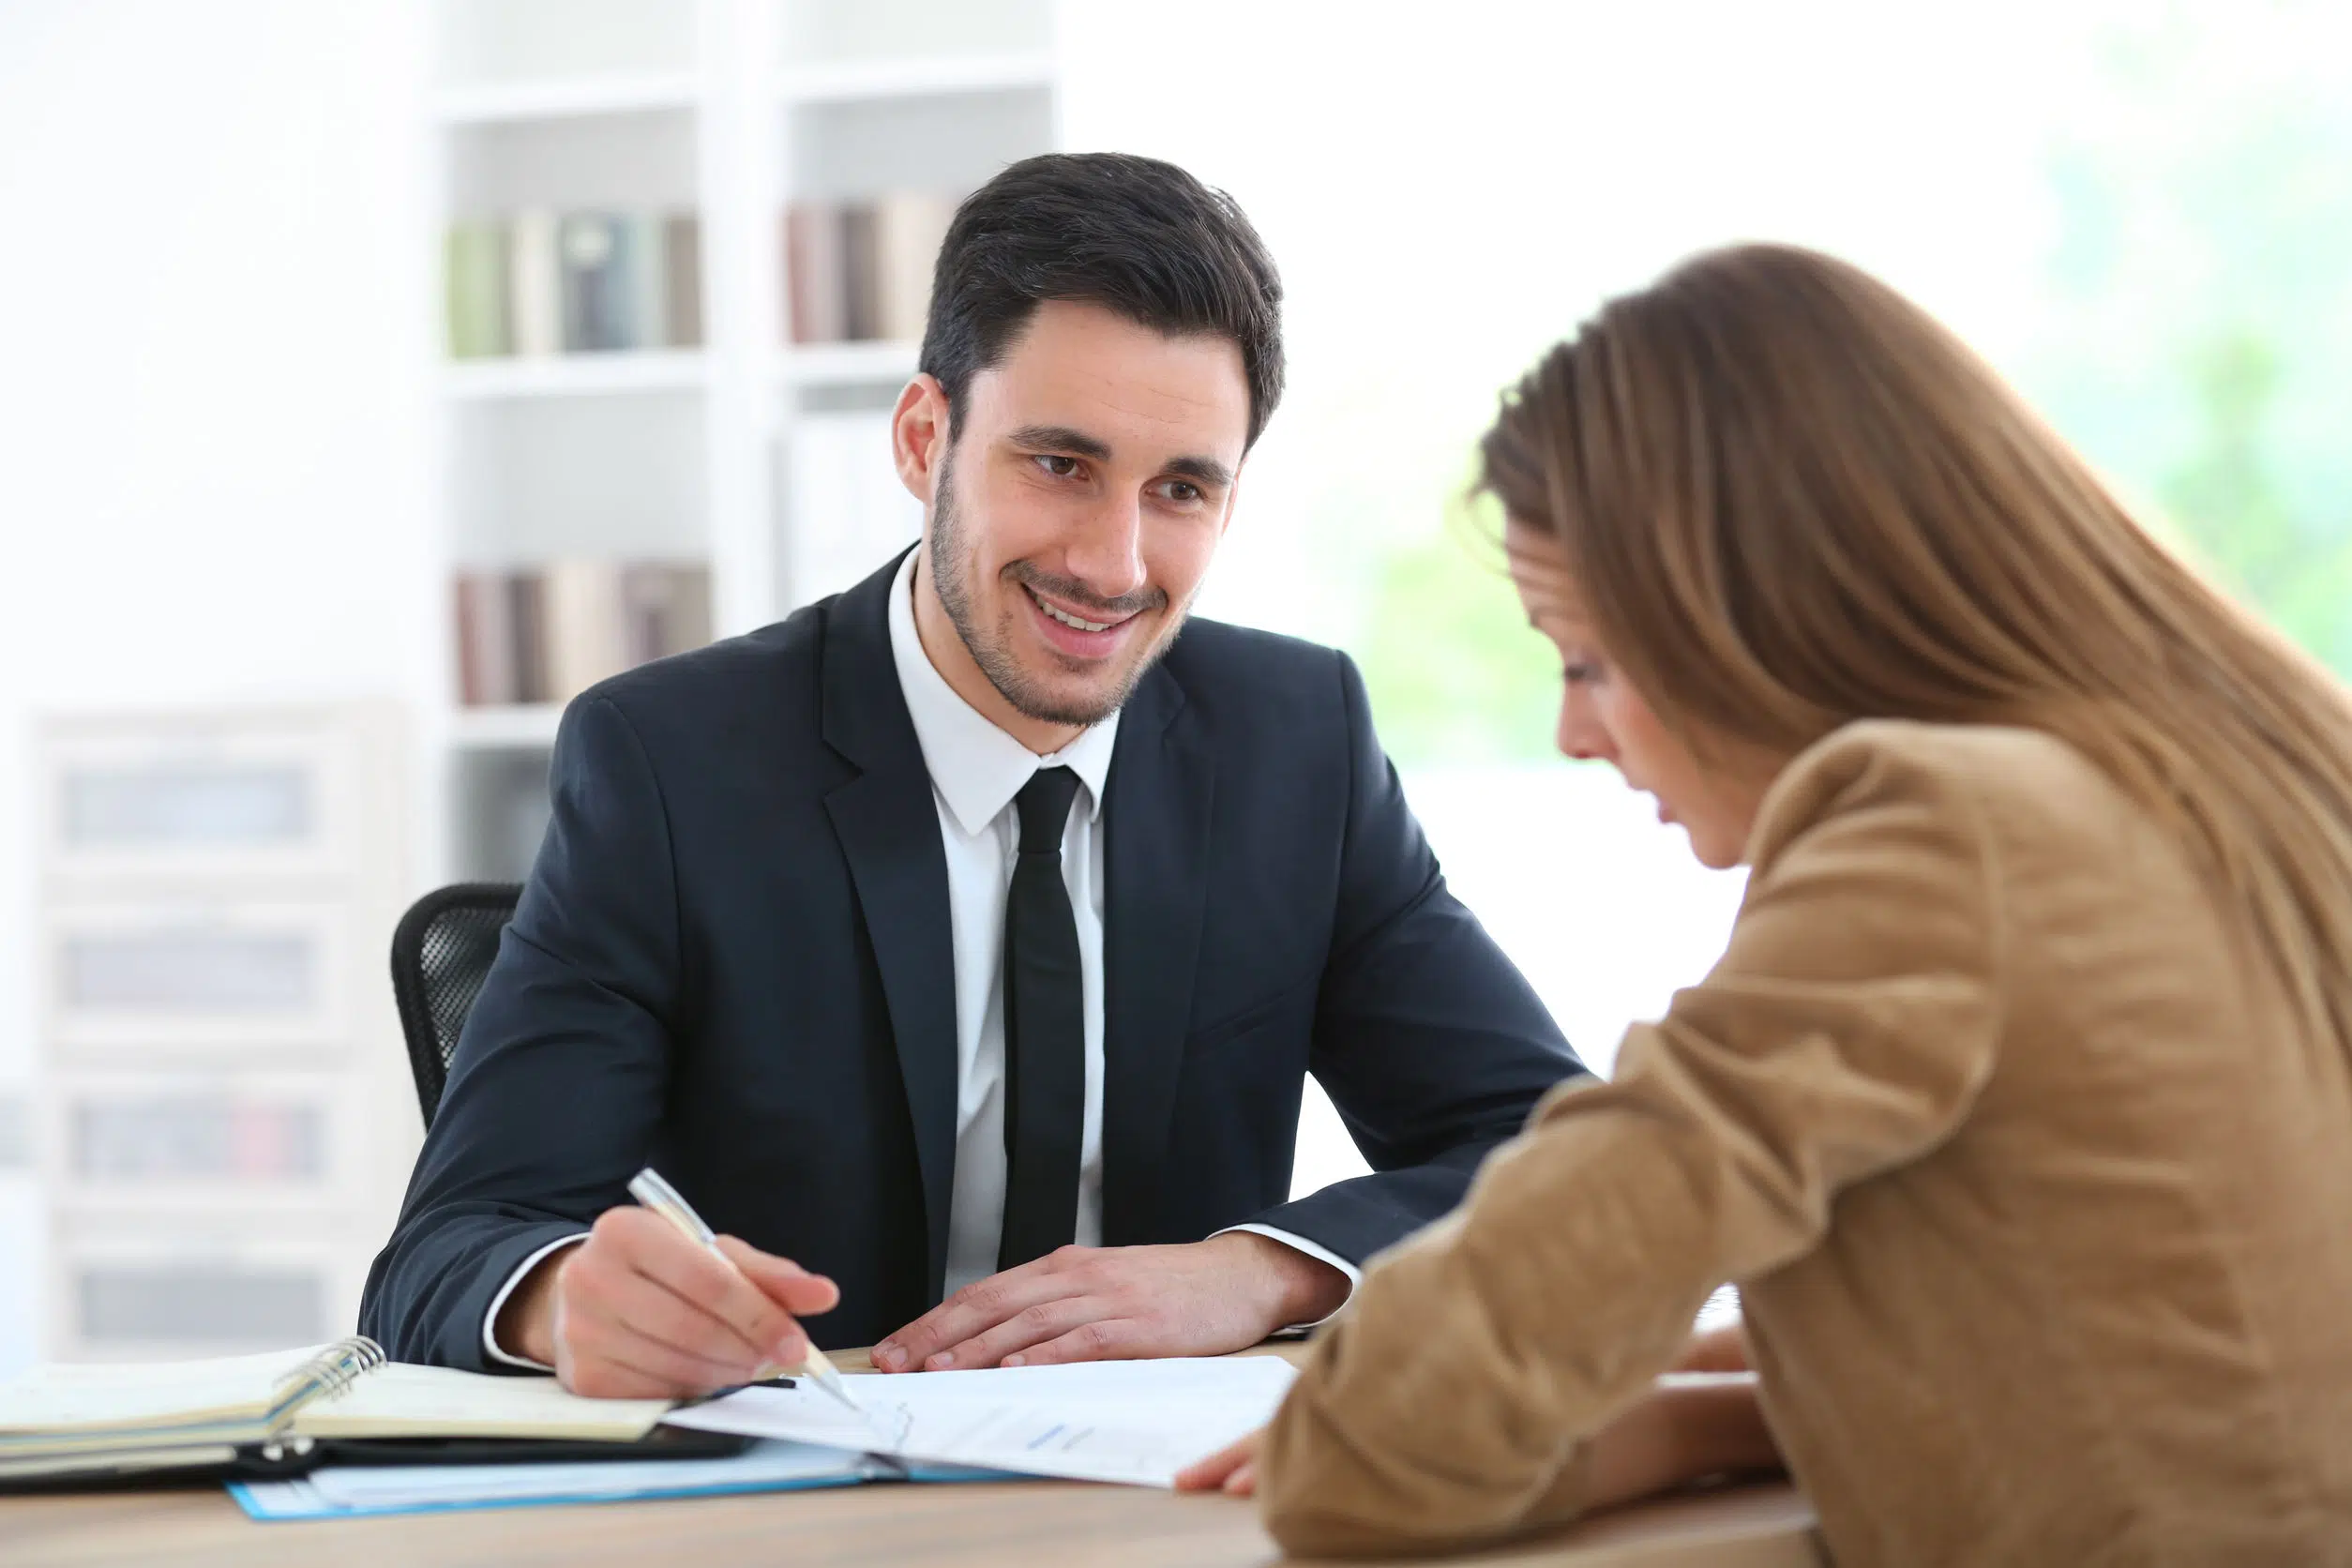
top-left (1173, 1318), bottom-right (1762, 1511)
top-left (1585, 1373), bottom-right (1782, 1509)
top-left (1175, 1427), bottom-right (1263, 1496)
top-left (1671, 1319), bottom-right (1749, 1373)
top-left (1171, 1360), bottom-right (1782, 1510)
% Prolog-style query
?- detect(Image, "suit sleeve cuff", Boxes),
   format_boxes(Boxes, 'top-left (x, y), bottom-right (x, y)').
top-left (1216, 1223), bottom-right (1362, 1332)
top-left (481, 1231), bottom-right (590, 1370)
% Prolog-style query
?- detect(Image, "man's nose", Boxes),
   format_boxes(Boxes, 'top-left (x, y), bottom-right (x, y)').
top-left (1063, 493), bottom-right (1148, 602)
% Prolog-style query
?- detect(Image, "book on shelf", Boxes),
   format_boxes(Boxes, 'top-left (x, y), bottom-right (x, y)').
top-left (557, 213), bottom-right (630, 354)
top-left (783, 192), bottom-right (958, 345)
top-left (72, 1094), bottom-right (323, 1183)
top-left (444, 222), bottom-right (510, 360)
top-left (625, 212), bottom-right (668, 356)
top-left (784, 202), bottom-right (847, 345)
top-left (510, 572), bottom-right (550, 705)
top-left (662, 212), bottom-right (702, 348)
top-left (454, 561), bottom-right (712, 708)
top-left (839, 204), bottom-right (881, 342)
top-left (454, 573), bottom-right (510, 714)
top-left (620, 560), bottom-right (713, 671)
top-left (543, 557), bottom-right (627, 702)
top-left (507, 207), bottom-right (563, 358)
top-left (443, 208), bottom-right (702, 361)
top-left (874, 192), bottom-right (952, 343)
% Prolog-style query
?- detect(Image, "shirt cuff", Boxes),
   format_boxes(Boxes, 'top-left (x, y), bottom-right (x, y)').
top-left (482, 1232), bottom-right (590, 1371)
top-left (1216, 1223), bottom-right (1362, 1332)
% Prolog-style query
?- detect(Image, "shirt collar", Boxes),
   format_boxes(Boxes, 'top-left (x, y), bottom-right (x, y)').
top-left (887, 548), bottom-right (1122, 839)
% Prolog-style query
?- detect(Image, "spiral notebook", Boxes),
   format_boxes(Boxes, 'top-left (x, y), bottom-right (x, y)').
top-left (0, 1336), bottom-right (673, 1484)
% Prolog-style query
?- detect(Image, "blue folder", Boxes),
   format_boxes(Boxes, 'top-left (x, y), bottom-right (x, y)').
top-left (231, 1438), bottom-right (1020, 1520)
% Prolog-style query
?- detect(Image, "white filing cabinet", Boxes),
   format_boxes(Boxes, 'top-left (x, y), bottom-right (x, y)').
top-left (36, 706), bottom-right (415, 1361)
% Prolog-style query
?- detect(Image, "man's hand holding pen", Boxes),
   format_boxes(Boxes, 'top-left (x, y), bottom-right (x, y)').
top-left (498, 1207), bottom-right (839, 1400)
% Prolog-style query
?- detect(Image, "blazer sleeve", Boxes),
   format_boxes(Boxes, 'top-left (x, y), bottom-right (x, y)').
top-left (1255, 732), bottom-right (2007, 1558)
top-left (359, 692), bottom-right (686, 1370)
top-left (1238, 651), bottom-right (1588, 1262)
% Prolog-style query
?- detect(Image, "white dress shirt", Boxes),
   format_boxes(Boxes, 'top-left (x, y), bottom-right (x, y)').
top-left (484, 550), bottom-right (1354, 1366)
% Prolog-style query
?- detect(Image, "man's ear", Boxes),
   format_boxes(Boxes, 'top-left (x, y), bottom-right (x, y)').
top-left (892, 374), bottom-right (951, 503)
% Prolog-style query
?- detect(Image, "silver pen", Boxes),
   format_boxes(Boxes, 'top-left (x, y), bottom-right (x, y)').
top-left (626, 1166), bottom-right (862, 1415)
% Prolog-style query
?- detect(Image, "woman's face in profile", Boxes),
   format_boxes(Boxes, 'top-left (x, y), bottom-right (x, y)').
top-left (1505, 521), bottom-right (1765, 869)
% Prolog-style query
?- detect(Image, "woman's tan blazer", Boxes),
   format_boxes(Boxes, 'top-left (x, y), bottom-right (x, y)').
top-left (1259, 721), bottom-right (2352, 1565)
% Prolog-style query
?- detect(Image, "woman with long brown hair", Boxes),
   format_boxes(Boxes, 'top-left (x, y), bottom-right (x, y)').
top-left (1178, 244), bottom-right (2352, 1561)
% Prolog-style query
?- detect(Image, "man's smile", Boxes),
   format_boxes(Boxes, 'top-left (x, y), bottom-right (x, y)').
top-left (1019, 580), bottom-right (1145, 660)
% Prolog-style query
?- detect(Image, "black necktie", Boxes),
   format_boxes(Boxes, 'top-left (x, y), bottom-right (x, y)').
top-left (998, 765), bottom-right (1087, 1271)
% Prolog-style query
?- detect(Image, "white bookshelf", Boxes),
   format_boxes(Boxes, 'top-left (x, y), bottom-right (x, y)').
top-left (448, 703), bottom-right (565, 751)
top-left (34, 706), bottom-right (413, 1360)
top-left (430, 0), bottom-right (1060, 883)
top-left (434, 73), bottom-right (704, 126)
top-left (781, 339), bottom-right (920, 388)
top-left (443, 349), bottom-right (709, 400)
top-left (778, 53), bottom-right (1056, 104)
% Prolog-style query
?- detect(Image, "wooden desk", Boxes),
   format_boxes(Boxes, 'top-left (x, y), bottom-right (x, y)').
top-left (0, 1347), bottom-right (1824, 1567)
top-left (0, 1476), bottom-right (1818, 1568)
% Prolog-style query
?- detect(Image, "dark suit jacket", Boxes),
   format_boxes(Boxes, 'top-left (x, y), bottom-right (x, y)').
top-left (362, 552), bottom-right (1585, 1367)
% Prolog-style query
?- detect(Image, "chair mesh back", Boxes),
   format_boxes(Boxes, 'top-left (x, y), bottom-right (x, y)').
top-left (389, 883), bottom-right (521, 1127)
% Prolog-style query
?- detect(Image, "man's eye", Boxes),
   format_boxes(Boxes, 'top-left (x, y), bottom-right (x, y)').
top-left (1562, 661), bottom-right (1601, 686)
top-left (1163, 481), bottom-right (1201, 504)
top-left (1034, 455), bottom-right (1080, 478)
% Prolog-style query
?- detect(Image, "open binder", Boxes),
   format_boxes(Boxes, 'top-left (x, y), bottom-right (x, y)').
top-left (0, 1336), bottom-right (742, 1486)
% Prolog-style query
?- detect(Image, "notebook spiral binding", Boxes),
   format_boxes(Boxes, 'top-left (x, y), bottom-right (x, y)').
top-left (254, 1335), bottom-right (377, 1465)
top-left (295, 1335), bottom-right (386, 1403)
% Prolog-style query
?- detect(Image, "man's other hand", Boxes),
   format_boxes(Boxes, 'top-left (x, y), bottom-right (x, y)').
top-left (497, 1207), bottom-right (840, 1398)
top-left (869, 1232), bottom-right (1349, 1373)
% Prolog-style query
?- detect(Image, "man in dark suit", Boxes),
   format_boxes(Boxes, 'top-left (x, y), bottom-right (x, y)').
top-left (362, 153), bottom-right (1584, 1396)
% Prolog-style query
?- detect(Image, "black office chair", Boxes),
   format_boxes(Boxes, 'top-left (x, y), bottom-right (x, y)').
top-left (389, 882), bottom-right (521, 1127)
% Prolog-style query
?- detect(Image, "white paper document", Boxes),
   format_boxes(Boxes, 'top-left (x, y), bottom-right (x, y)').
top-left (664, 1355), bottom-right (1297, 1487)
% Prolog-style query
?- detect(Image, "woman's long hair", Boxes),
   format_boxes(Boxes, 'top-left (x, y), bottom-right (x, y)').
top-left (1478, 242), bottom-right (2352, 1054)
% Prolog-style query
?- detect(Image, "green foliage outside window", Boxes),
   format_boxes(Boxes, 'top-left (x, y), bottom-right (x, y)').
top-left (1355, 3), bottom-right (2352, 766)
top-left (2157, 332), bottom-right (2352, 665)
top-left (2024, 4), bottom-right (2352, 672)
top-left (1349, 507), bottom-right (1560, 767)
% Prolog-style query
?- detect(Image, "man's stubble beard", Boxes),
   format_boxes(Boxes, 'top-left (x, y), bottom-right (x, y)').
top-left (927, 445), bottom-right (1189, 730)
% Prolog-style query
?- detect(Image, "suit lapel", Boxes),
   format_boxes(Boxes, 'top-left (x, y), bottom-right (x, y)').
top-left (818, 552), bottom-right (960, 1299)
top-left (1100, 662), bottom-right (1214, 1245)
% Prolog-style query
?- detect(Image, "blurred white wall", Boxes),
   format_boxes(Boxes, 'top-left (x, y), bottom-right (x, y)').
top-left (0, 0), bottom-right (438, 1369)
top-left (1281, 764), bottom-right (1746, 1195)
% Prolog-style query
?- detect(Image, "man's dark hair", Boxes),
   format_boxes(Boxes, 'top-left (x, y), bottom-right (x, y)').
top-left (920, 152), bottom-right (1285, 449)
